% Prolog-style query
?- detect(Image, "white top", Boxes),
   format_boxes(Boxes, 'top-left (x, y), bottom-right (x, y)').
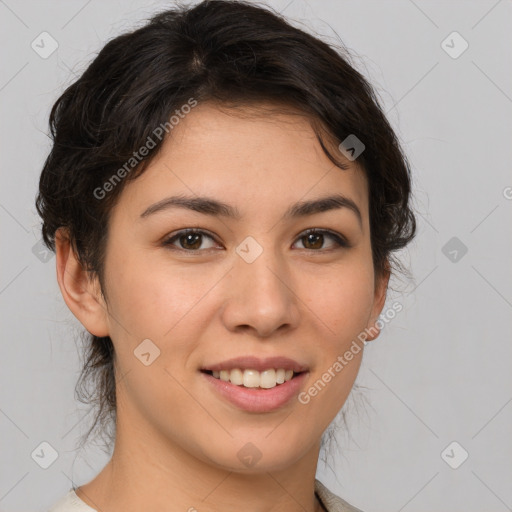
top-left (48, 479), bottom-right (363, 512)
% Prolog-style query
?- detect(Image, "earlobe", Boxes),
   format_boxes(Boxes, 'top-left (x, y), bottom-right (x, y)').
top-left (55, 228), bottom-right (110, 337)
top-left (364, 264), bottom-right (391, 342)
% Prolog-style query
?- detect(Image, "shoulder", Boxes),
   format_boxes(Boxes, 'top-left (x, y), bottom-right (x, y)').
top-left (315, 479), bottom-right (365, 512)
top-left (48, 489), bottom-right (97, 512)
top-left (49, 482), bottom-right (360, 512)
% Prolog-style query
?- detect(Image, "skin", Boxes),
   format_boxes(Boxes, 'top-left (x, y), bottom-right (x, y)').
top-left (55, 102), bottom-right (389, 512)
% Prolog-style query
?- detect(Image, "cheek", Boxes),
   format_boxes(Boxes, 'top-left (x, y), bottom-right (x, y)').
top-left (297, 265), bottom-right (372, 422)
top-left (106, 246), bottom-right (375, 345)
top-left (302, 261), bottom-right (375, 344)
top-left (104, 246), bottom-right (216, 344)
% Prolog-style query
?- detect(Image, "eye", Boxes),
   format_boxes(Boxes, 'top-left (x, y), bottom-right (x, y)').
top-left (292, 229), bottom-right (349, 251)
top-left (162, 228), bottom-right (350, 253)
top-left (162, 229), bottom-right (219, 251)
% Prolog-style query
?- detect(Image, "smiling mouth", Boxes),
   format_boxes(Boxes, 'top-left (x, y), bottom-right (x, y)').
top-left (200, 368), bottom-right (303, 389)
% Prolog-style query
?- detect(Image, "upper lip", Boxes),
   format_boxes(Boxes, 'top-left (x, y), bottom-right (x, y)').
top-left (201, 356), bottom-right (309, 373)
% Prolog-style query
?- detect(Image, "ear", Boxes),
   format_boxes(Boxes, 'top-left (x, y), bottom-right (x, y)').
top-left (55, 227), bottom-right (110, 337)
top-left (364, 262), bottom-right (391, 342)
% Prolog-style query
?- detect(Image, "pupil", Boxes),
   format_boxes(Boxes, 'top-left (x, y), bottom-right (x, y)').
top-left (305, 233), bottom-right (322, 249)
top-left (182, 233), bottom-right (200, 249)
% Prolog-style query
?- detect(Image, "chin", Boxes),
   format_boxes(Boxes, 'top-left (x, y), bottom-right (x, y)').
top-left (197, 433), bottom-right (312, 473)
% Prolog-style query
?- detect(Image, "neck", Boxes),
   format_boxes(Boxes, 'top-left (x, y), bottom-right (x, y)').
top-left (76, 410), bottom-right (324, 512)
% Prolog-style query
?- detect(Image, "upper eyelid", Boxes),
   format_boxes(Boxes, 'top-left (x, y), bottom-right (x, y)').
top-left (163, 228), bottom-right (219, 248)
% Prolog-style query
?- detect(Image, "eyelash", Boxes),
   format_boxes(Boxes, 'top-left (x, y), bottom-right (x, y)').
top-left (162, 228), bottom-right (350, 253)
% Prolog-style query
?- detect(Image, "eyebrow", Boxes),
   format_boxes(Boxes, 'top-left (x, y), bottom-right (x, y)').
top-left (139, 193), bottom-right (362, 228)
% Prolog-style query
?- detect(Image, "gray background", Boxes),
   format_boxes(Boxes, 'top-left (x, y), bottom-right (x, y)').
top-left (1, 1), bottom-right (511, 511)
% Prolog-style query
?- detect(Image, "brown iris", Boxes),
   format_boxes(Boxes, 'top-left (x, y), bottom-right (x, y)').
top-left (301, 232), bottom-right (324, 250)
top-left (179, 233), bottom-right (203, 250)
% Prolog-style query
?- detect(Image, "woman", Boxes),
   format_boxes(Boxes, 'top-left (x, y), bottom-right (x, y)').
top-left (37, 1), bottom-right (416, 510)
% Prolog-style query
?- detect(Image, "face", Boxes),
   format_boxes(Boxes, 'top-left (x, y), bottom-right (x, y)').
top-left (81, 102), bottom-right (387, 472)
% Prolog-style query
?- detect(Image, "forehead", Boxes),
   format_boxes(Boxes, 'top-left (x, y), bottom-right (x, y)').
top-left (111, 102), bottom-right (369, 225)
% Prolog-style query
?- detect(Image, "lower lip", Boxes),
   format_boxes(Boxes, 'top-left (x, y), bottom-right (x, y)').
top-left (201, 371), bottom-right (308, 413)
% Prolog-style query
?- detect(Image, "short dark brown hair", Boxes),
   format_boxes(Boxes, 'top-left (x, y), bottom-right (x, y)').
top-left (35, 0), bottom-right (416, 453)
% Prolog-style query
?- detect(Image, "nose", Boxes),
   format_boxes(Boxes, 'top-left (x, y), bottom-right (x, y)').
top-left (220, 241), bottom-right (301, 338)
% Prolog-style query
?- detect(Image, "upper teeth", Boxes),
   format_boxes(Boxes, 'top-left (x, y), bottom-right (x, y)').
top-left (211, 368), bottom-right (295, 388)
